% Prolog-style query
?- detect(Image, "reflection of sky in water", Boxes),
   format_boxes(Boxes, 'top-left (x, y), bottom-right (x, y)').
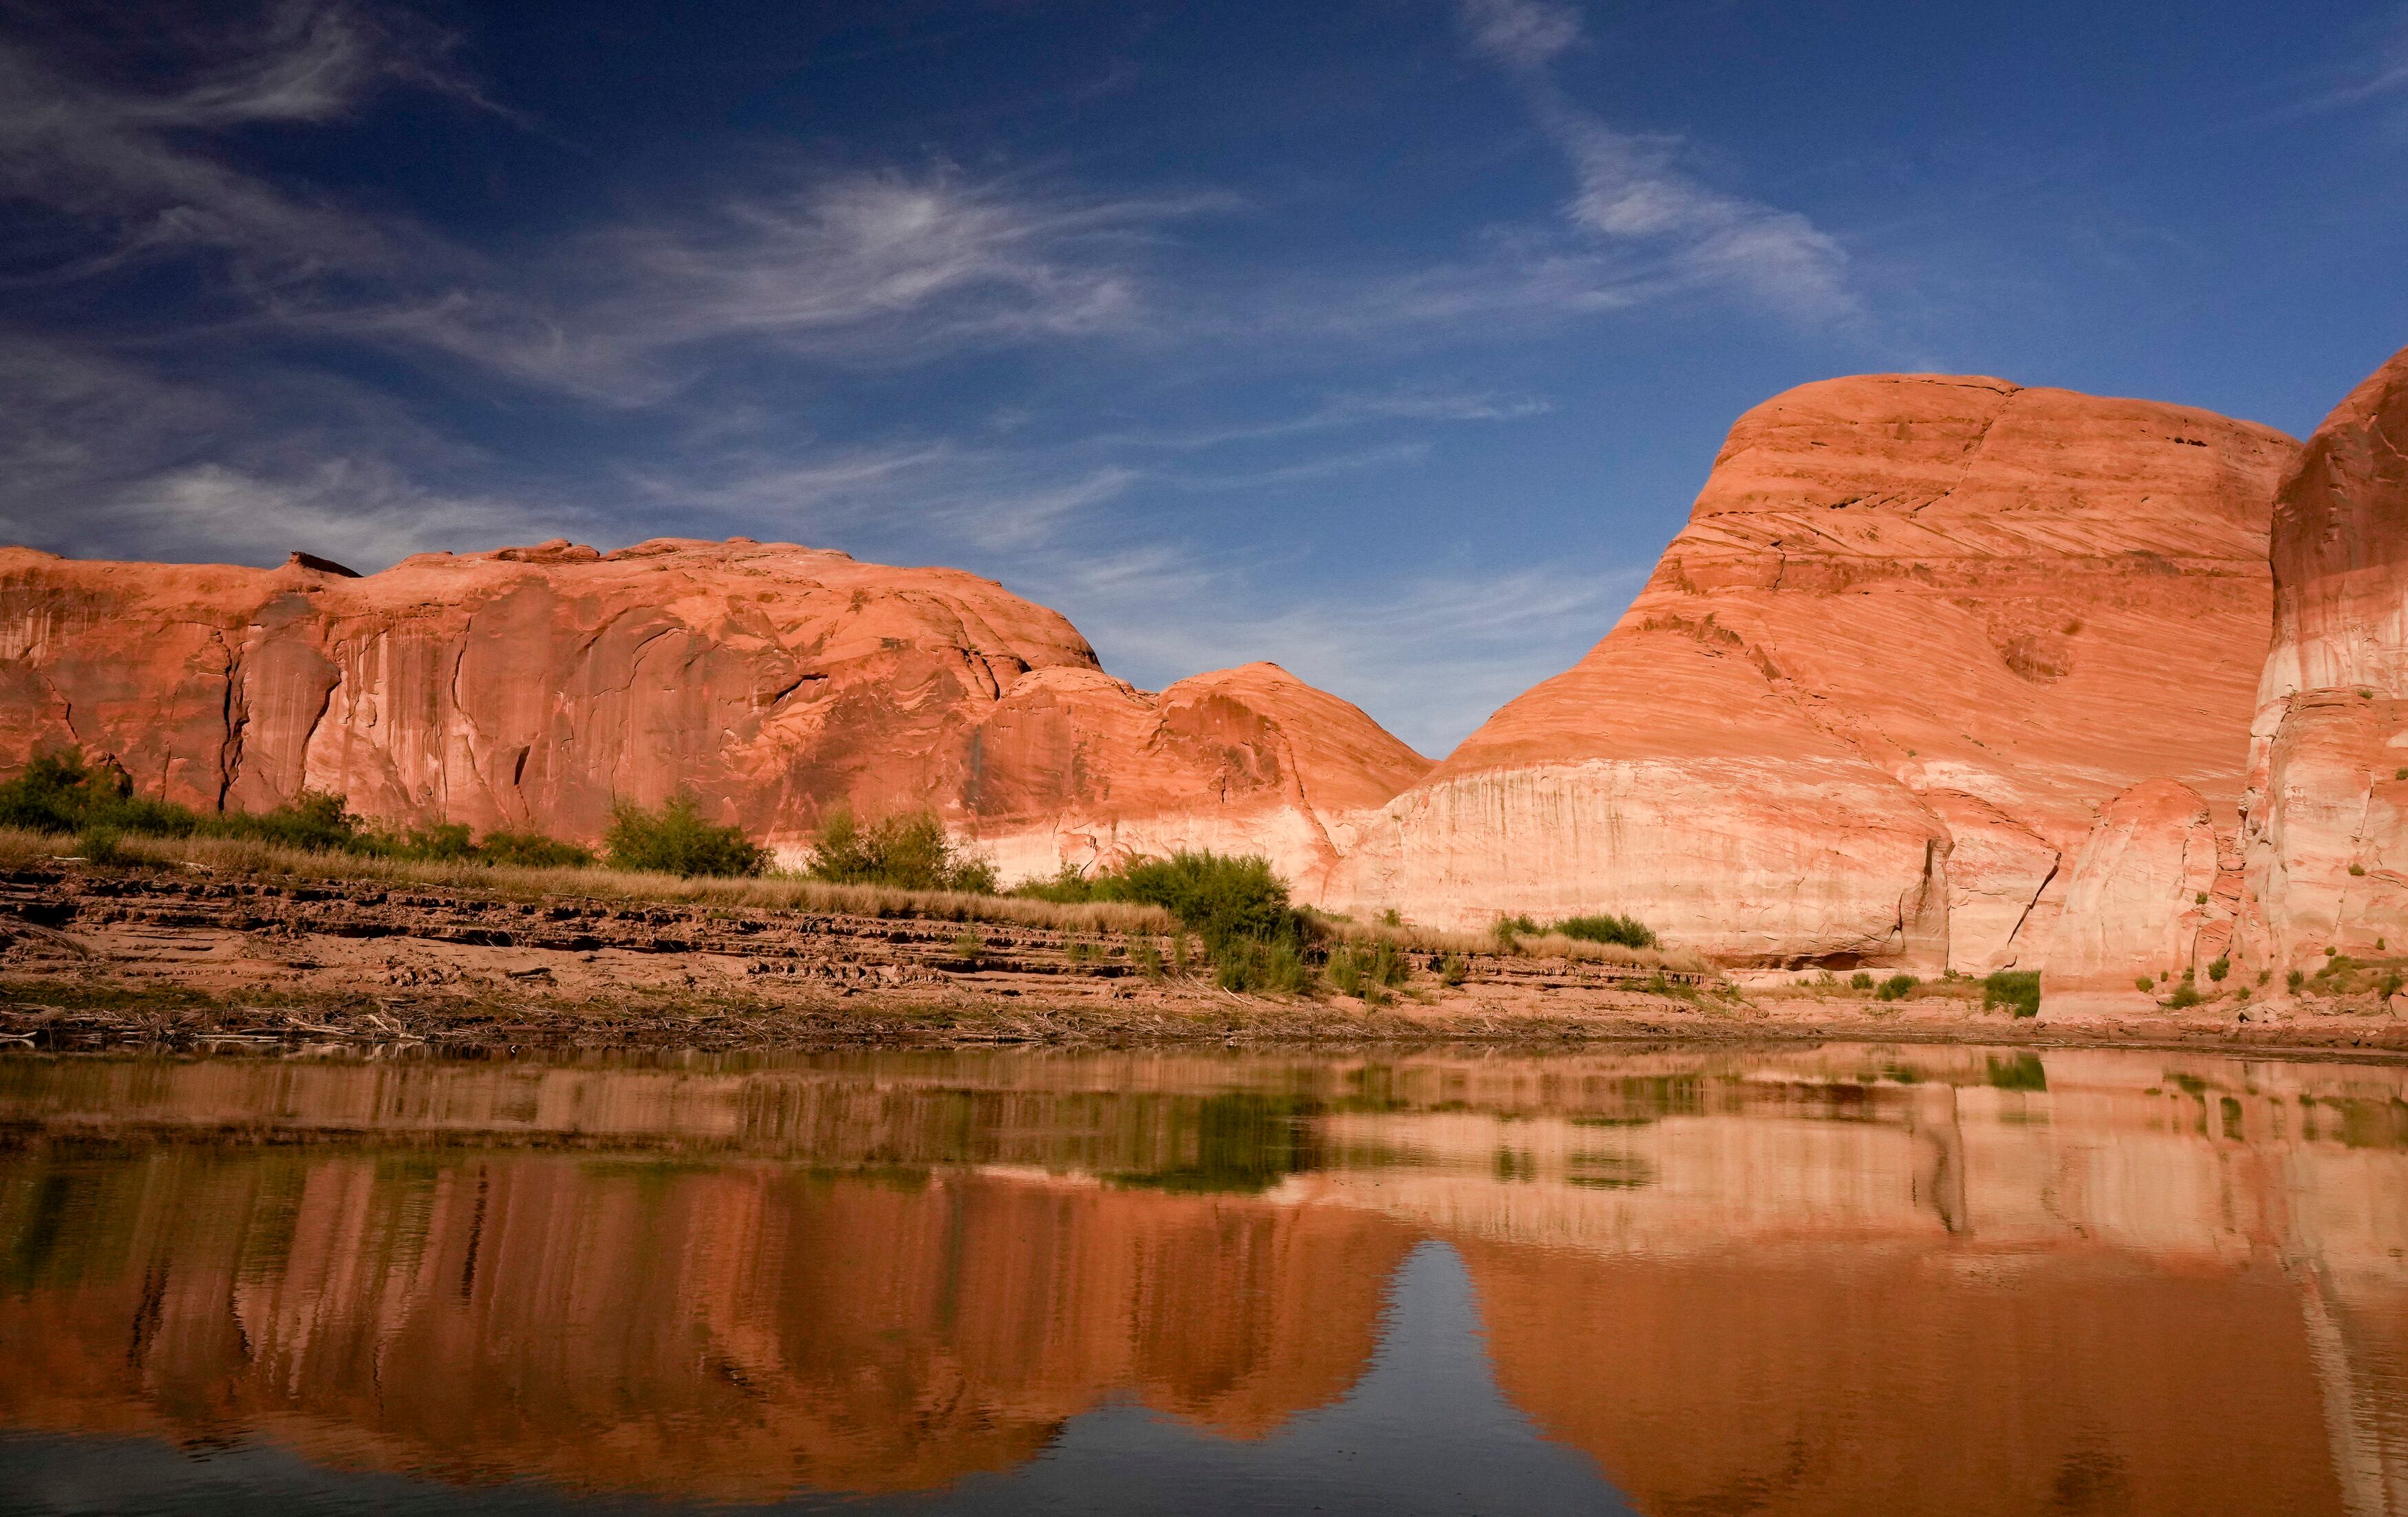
top-left (0, 1245), bottom-right (1633, 1516)
top-left (0, 1045), bottom-right (2402, 1515)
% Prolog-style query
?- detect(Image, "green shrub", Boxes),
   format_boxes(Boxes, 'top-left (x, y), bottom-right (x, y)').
top-left (1377, 907), bottom-right (1402, 927)
top-left (1112, 852), bottom-right (1306, 953)
top-left (74, 825), bottom-right (125, 867)
top-left (1849, 970), bottom-right (1875, 991)
top-left (606, 795), bottom-right (769, 877)
top-left (1981, 969), bottom-right (2041, 1019)
top-left (1550, 913), bottom-right (1658, 949)
top-left (806, 806), bottom-right (992, 892)
top-left (2286, 969), bottom-right (2305, 993)
top-left (2206, 956), bottom-right (2229, 983)
top-left (0, 753), bottom-right (193, 835)
top-left (1009, 863), bottom-right (1104, 903)
top-left (203, 792), bottom-right (362, 852)
top-left (1215, 938), bottom-right (1311, 995)
top-left (475, 830), bottom-right (595, 869)
top-left (2379, 971), bottom-right (2403, 1000)
top-left (356, 822), bottom-right (477, 862)
top-left (2167, 981), bottom-right (2202, 1009)
top-left (1328, 947), bottom-right (1366, 998)
top-left (1875, 973), bottom-right (1920, 1002)
top-left (1133, 941), bottom-right (1163, 978)
top-left (2350, 863), bottom-right (2368, 876)
top-left (2136, 975), bottom-right (2155, 992)
top-left (1015, 850), bottom-right (1302, 954)
top-left (1439, 953), bottom-right (1468, 987)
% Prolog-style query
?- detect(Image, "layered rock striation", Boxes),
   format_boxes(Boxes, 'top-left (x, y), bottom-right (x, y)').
top-left (0, 538), bottom-right (1428, 886)
top-left (1333, 375), bottom-right (2297, 969)
top-left (2238, 345), bottom-right (2408, 968)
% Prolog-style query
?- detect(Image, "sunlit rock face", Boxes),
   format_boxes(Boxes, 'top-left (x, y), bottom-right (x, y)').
top-left (0, 539), bottom-right (1427, 886)
top-left (2240, 343), bottom-right (2408, 968)
top-left (1333, 375), bottom-right (2294, 969)
top-left (2038, 777), bottom-right (2222, 1020)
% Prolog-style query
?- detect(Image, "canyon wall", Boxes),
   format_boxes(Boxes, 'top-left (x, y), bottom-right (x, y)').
top-left (2238, 345), bottom-right (2408, 969)
top-left (1331, 375), bottom-right (2297, 969)
top-left (0, 538), bottom-right (1428, 889)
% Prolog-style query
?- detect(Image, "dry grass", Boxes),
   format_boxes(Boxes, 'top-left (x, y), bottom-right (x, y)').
top-left (1, 828), bottom-right (1177, 936)
top-left (1313, 912), bottom-right (1702, 973)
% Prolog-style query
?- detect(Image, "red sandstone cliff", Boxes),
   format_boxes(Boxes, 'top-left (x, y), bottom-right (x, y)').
top-left (0, 537), bottom-right (1429, 885)
top-left (1331, 375), bottom-right (2296, 969)
top-left (2238, 345), bottom-right (2408, 967)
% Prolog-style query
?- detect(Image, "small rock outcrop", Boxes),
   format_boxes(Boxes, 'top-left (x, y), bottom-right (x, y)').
top-left (0, 539), bottom-right (1428, 884)
top-left (2238, 344), bottom-right (2408, 967)
top-left (1333, 375), bottom-right (2297, 968)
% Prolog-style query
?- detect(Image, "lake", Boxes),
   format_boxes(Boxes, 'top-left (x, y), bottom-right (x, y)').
top-left (0, 1044), bottom-right (2403, 1515)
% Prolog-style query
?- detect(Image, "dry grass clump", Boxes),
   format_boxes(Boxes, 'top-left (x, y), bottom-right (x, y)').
top-left (1312, 913), bottom-right (1700, 972)
top-left (5, 828), bottom-right (1174, 936)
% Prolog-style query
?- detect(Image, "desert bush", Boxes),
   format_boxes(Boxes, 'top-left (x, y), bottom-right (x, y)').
top-left (2167, 981), bottom-right (2203, 1009)
top-left (1549, 913), bottom-right (1658, 949)
top-left (74, 825), bottom-right (126, 867)
top-left (2135, 975), bottom-right (2156, 992)
top-left (806, 805), bottom-right (992, 892)
top-left (1981, 969), bottom-right (2041, 1019)
top-left (607, 795), bottom-right (769, 877)
top-left (1132, 940), bottom-right (1163, 978)
top-left (954, 928), bottom-right (986, 962)
top-left (473, 830), bottom-right (595, 869)
top-left (2287, 969), bottom-right (2305, 993)
top-left (2380, 971), bottom-right (2404, 999)
top-left (2207, 956), bottom-right (2230, 983)
top-left (1439, 952), bottom-right (1468, 987)
top-left (1875, 973), bottom-right (1920, 1002)
top-left (1849, 970), bottom-right (1875, 991)
top-left (1023, 851), bottom-right (1306, 952)
top-left (1215, 938), bottom-right (1311, 995)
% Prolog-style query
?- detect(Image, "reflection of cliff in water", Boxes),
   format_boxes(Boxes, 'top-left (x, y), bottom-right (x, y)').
top-left (1, 1046), bottom-right (2405, 1513)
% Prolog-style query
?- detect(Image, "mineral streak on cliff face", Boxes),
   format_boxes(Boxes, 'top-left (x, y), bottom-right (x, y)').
top-left (2240, 345), bottom-right (2408, 968)
top-left (0, 537), bottom-right (1428, 887)
top-left (1334, 375), bottom-right (2297, 970)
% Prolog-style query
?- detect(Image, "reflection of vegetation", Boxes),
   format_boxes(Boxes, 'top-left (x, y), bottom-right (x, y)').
top-left (1108, 1093), bottom-right (1323, 1194)
top-left (1566, 1151), bottom-right (1655, 1190)
top-left (1985, 1055), bottom-right (2047, 1092)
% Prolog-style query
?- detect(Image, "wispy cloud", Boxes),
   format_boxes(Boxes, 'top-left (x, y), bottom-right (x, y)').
top-left (1450, 0), bottom-right (1855, 321)
top-left (366, 173), bottom-right (1227, 404)
top-left (0, 0), bottom-right (473, 292)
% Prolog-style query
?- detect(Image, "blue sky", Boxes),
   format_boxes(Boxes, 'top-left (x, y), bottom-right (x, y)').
top-left (4, 0), bottom-right (2407, 755)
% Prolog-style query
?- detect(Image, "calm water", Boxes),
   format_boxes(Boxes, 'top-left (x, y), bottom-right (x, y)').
top-left (0, 1046), bottom-right (2404, 1516)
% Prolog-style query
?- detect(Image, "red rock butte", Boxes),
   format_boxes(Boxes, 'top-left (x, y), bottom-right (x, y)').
top-left (2237, 343), bottom-right (2408, 969)
top-left (0, 537), bottom-right (1430, 891)
top-left (1330, 374), bottom-right (2298, 970)
top-left (10, 361), bottom-right (2381, 982)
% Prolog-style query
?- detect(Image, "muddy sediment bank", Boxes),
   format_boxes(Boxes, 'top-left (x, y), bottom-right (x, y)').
top-left (0, 864), bottom-right (2400, 1058)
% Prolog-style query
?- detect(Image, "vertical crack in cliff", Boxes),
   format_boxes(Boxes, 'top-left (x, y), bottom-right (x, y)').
top-left (1999, 851), bottom-right (2061, 966)
top-left (1906, 385), bottom-right (2016, 516)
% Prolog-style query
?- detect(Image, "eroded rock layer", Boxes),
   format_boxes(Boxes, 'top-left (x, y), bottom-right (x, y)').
top-left (0, 539), bottom-right (1428, 883)
top-left (2240, 345), bottom-right (2408, 967)
top-left (1335, 375), bottom-right (2296, 968)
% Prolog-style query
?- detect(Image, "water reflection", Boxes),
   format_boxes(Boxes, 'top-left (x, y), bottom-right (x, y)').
top-left (0, 1046), bottom-right (2404, 1514)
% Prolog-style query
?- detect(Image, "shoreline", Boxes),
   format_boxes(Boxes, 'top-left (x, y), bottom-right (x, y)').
top-left (1, 858), bottom-right (2401, 1062)
top-left (6, 980), bottom-right (2404, 1063)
